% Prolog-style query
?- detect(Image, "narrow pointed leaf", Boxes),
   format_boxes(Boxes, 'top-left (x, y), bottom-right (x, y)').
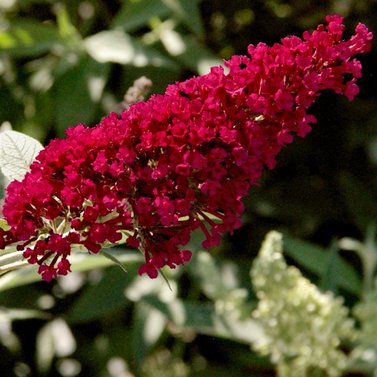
top-left (100, 249), bottom-right (128, 274)
top-left (283, 236), bottom-right (362, 296)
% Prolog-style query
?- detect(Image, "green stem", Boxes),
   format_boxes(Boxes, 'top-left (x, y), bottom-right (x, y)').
top-left (0, 249), bottom-right (28, 274)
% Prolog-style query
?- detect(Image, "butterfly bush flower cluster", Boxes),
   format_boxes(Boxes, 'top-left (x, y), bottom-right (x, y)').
top-left (251, 231), bottom-right (354, 377)
top-left (0, 16), bottom-right (373, 281)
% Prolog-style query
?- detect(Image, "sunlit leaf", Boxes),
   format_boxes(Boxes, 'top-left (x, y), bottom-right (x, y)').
top-left (189, 250), bottom-right (227, 300)
top-left (0, 219), bottom-right (10, 231)
top-left (0, 19), bottom-right (62, 57)
top-left (112, 0), bottom-right (204, 36)
top-left (56, 5), bottom-right (81, 43)
top-left (0, 130), bottom-right (43, 181)
top-left (36, 319), bottom-right (76, 374)
top-left (162, 0), bottom-right (204, 36)
top-left (111, 0), bottom-right (171, 31)
top-left (85, 30), bottom-right (177, 68)
top-left (142, 295), bottom-right (265, 345)
top-left (172, 34), bottom-right (222, 74)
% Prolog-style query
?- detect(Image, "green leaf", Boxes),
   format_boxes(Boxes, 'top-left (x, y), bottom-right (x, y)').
top-left (172, 35), bottom-right (222, 74)
top-left (67, 266), bottom-right (134, 323)
top-left (283, 236), bottom-right (362, 296)
top-left (130, 301), bottom-right (167, 373)
top-left (55, 5), bottom-right (81, 43)
top-left (100, 250), bottom-right (128, 274)
top-left (142, 295), bottom-right (265, 344)
top-left (0, 219), bottom-right (10, 231)
top-left (0, 248), bottom-right (143, 292)
top-left (112, 0), bottom-right (204, 35)
top-left (84, 30), bottom-right (177, 69)
top-left (162, 0), bottom-right (204, 36)
top-left (0, 19), bottom-right (62, 57)
top-left (0, 130), bottom-right (44, 181)
top-left (111, 0), bottom-right (171, 32)
top-left (54, 55), bottom-right (110, 135)
top-left (340, 172), bottom-right (377, 231)
top-left (318, 241), bottom-right (341, 293)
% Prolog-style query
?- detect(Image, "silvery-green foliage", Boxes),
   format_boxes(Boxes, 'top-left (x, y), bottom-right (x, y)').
top-left (0, 130), bottom-right (43, 182)
top-left (351, 279), bottom-right (377, 368)
top-left (251, 231), bottom-right (354, 377)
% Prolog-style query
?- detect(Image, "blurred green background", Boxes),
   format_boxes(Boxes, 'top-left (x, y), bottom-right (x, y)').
top-left (0, 1), bottom-right (376, 376)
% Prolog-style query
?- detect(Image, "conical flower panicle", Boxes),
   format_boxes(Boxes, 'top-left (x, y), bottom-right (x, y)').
top-left (251, 231), bottom-right (355, 377)
top-left (0, 16), bottom-right (373, 281)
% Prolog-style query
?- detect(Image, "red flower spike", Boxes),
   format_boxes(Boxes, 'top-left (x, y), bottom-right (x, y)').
top-left (0, 16), bottom-right (373, 280)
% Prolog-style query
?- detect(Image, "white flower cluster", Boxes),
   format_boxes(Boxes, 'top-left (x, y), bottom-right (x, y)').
top-left (251, 231), bottom-right (354, 377)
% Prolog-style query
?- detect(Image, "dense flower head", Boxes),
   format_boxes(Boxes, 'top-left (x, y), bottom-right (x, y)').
top-left (251, 231), bottom-right (354, 377)
top-left (0, 15), bottom-right (373, 281)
